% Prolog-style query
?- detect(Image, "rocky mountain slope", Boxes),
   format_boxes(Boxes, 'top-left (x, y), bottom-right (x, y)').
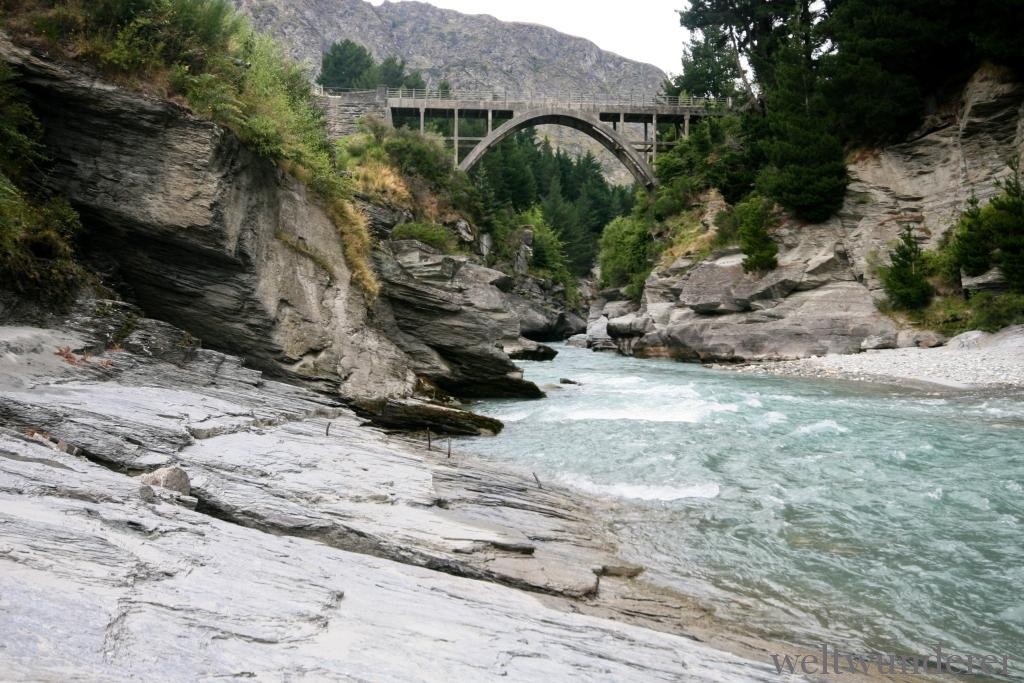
top-left (582, 65), bottom-right (1024, 361)
top-left (233, 0), bottom-right (666, 95)
top-left (232, 0), bottom-right (667, 183)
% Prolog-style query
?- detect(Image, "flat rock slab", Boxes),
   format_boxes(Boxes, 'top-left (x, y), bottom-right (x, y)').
top-left (0, 431), bottom-right (792, 681)
top-left (0, 323), bottom-right (600, 598)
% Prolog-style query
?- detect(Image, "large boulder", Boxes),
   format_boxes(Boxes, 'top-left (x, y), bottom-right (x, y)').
top-left (585, 316), bottom-right (617, 352)
top-left (504, 337), bottom-right (558, 361)
top-left (374, 241), bottom-right (544, 399)
top-left (351, 398), bottom-right (503, 435)
top-left (504, 275), bottom-right (586, 341)
top-left (676, 253), bottom-right (748, 313)
top-left (635, 283), bottom-right (899, 362)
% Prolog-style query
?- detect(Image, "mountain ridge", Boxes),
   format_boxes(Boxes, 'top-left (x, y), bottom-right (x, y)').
top-left (233, 0), bottom-right (667, 95)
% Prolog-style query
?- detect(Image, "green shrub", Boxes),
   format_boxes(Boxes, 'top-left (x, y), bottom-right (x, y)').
top-left (342, 119), bottom-right (480, 223)
top-left (881, 227), bottom-right (933, 310)
top-left (989, 160), bottom-right (1024, 292)
top-left (598, 215), bottom-right (654, 297)
top-left (943, 161), bottom-right (1024, 293)
top-left (0, 178), bottom-right (86, 307)
top-left (390, 221), bottom-right (457, 252)
top-left (734, 195), bottom-right (778, 273)
top-left (912, 292), bottom-right (1024, 336)
top-left (653, 115), bottom-right (761, 210)
top-left (970, 292), bottom-right (1024, 332)
top-left (518, 207), bottom-right (579, 305)
top-left (0, 64), bottom-right (85, 307)
top-left (948, 195), bottom-right (993, 278)
top-left (0, 64), bottom-right (43, 181)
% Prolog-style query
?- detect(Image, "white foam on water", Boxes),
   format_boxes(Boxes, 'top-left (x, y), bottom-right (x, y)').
top-left (793, 419), bottom-right (849, 436)
top-left (494, 410), bottom-right (531, 422)
top-left (561, 402), bottom-right (739, 423)
top-left (561, 474), bottom-right (721, 501)
top-left (599, 375), bottom-right (646, 387)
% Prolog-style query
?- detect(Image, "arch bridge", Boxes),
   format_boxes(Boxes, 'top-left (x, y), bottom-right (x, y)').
top-left (318, 87), bottom-right (732, 189)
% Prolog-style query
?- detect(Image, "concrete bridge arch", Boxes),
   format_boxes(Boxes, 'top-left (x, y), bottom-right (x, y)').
top-left (458, 109), bottom-right (658, 190)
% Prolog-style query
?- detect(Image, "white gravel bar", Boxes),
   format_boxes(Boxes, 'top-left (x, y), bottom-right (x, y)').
top-left (723, 326), bottom-right (1024, 391)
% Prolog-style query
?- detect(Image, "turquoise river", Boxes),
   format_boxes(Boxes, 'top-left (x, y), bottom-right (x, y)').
top-left (463, 345), bottom-right (1024, 665)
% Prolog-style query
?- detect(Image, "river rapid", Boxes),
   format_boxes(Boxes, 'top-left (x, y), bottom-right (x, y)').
top-left (464, 345), bottom-right (1024, 663)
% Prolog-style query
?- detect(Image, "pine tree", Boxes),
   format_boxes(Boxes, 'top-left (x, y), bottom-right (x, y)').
top-left (318, 40), bottom-right (375, 90)
top-left (950, 195), bottom-right (993, 277)
top-left (664, 25), bottom-right (740, 99)
top-left (736, 196), bottom-right (778, 272)
top-left (542, 176), bottom-right (589, 274)
top-left (756, 41), bottom-right (848, 222)
top-left (882, 227), bottom-right (933, 309)
top-left (991, 159), bottom-right (1024, 292)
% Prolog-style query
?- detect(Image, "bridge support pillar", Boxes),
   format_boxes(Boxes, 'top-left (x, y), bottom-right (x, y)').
top-left (487, 109), bottom-right (493, 135)
top-left (419, 107), bottom-right (425, 134)
top-left (652, 112), bottom-right (658, 163)
top-left (453, 107), bottom-right (460, 166)
top-left (684, 114), bottom-right (690, 138)
top-left (643, 121), bottom-right (649, 164)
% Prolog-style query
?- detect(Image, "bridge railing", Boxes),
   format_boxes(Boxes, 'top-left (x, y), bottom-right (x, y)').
top-left (316, 85), bottom-right (732, 109)
top-left (383, 88), bottom-right (730, 109)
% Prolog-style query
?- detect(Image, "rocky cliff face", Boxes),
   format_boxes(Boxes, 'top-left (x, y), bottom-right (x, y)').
top-left (586, 66), bottom-right (1024, 361)
top-left (0, 34), bottom-right (547, 401)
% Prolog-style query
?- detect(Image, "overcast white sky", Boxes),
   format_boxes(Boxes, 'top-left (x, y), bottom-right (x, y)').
top-left (366, 0), bottom-right (689, 75)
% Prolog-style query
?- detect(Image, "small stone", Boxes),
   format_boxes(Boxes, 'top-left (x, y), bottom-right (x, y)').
top-left (565, 334), bottom-right (588, 349)
top-left (559, 378), bottom-right (580, 385)
top-left (138, 484), bottom-right (157, 503)
top-left (138, 465), bottom-right (191, 496)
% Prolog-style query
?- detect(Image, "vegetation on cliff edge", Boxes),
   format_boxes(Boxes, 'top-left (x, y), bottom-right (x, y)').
top-left (2, 0), bottom-right (378, 295)
top-left (0, 63), bottom-right (85, 307)
top-left (881, 164), bottom-right (1024, 333)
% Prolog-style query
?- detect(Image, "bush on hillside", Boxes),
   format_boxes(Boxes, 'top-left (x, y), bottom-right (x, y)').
top-left (944, 160), bottom-right (1024, 293)
top-left (881, 227), bottom-right (933, 310)
top-left (598, 215), bottom-right (653, 298)
top-left (988, 160), bottom-right (1024, 291)
top-left (0, 64), bottom-right (85, 306)
top-left (390, 221), bottom-right (457, 252)
top-left (734, 196), bottom-right (778, 273)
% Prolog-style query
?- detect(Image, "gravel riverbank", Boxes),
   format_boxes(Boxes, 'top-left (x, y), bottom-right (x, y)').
top-left (718, 326), bottom-right (1024, 391)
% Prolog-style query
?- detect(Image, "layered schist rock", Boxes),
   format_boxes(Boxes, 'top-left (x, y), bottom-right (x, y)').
top-left (0, 311), bottom-right (797, 681)
top-left (374, 240), bottom-right (545, 398)
top-left (504, 275), bottom-right (587, 342)
top-left (586, 65), bottom-right (1024, 362)
top-left (1, 34), bottom-right (415, 399)
top-left (0, 34), bottom-right (547, 401)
